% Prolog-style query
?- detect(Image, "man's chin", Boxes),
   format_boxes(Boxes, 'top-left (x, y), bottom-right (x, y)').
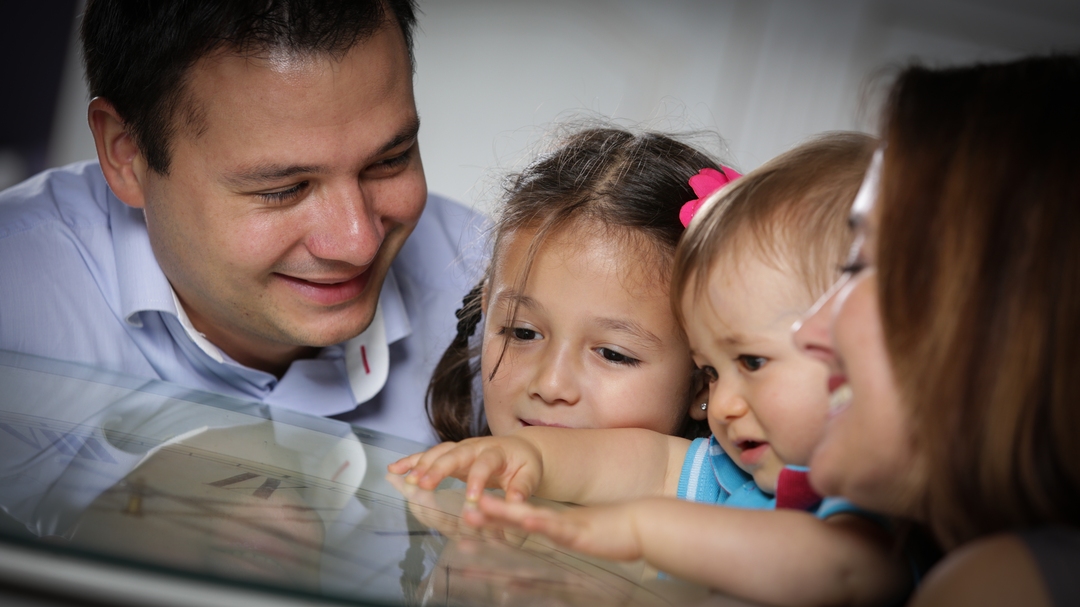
top-left (284, 310), bottom-right (379, 348)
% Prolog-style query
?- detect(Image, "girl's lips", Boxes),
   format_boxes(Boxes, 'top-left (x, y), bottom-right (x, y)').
top-left (827, 374), bottom-right (847, 393)
top-left (519, 419), bottom-right (571, 428)
top-left (276, 270), bottom-right (369, 307)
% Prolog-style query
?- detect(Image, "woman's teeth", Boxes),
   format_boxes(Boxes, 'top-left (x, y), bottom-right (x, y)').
top-left (828, 383), bottom-right (852, 415)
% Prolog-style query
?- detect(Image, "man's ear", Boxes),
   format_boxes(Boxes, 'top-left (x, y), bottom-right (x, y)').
top-left (689, 376), bottom-right (710, 421)
top-left (88, 97), bottom-right (148, 209)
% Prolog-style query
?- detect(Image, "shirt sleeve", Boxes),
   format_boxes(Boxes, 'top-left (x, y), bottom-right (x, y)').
top-left (677, 437), bottom-right (719, 503)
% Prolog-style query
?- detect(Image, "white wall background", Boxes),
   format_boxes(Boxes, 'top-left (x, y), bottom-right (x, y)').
top-left (44, 0), bottom-right (1080, 213)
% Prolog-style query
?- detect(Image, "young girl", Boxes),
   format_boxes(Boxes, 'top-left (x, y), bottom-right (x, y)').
top-left (392, 132), bottom-right (912, 606)
top-left (425, 126), bottom-right (730, 443)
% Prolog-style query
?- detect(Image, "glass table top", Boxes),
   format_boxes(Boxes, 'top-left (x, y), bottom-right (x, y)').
top-left (0, 349), bottom-right (751, 606)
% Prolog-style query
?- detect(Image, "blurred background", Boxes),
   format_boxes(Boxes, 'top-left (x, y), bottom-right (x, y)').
top-left (3, 0), bottom-right (1079, 211)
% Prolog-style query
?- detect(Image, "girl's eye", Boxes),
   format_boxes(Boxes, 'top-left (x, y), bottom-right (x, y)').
top-left (258, 181), bottom-right (308, 204)
top-left (598, 348), bottom-right (640, 366)
top-left (510, 327), bottom-right (539, 341)
top-left (738, 355), bottom-right (767, 372)
top-left (696, 365), bottom-right (719, 383)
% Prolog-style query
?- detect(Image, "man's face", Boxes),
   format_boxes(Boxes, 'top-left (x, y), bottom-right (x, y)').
top-left (138, 25), bottom-right (425, 372)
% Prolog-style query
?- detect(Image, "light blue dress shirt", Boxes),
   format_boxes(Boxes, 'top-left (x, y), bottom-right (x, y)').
top-left (0, 162), bottom-right (488, 445)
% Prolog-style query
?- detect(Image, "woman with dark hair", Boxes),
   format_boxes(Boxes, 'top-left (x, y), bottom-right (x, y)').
top-left (795, 53), bottom-right (1080, 605)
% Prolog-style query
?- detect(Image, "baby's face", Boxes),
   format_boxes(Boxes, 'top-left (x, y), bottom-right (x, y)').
top-left (481, 224), bottom-right (694, 436)
top-left (681, 251), bottom-right (830, 494)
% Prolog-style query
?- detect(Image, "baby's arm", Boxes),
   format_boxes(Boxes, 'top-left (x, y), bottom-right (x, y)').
top-left (478, 495), bottom-right (909, 607)
top-left (388, 427), bottom-right (691, 505)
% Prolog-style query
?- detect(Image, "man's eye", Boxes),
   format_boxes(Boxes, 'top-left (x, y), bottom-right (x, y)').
top-left (598, 348), bottom-right (640, 366)
top-left (738, 355), bottom-right (767, 372)
top-left (696, 366), bottom-right (719, 383)
top-left (257, 181), bottom-right (307, 204)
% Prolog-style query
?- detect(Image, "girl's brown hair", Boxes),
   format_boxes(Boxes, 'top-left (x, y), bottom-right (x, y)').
top-left (427, 126), bottom-right (725, 443)
top-left (876, 54), bottom-right (1080, 548)
top-left (672, 131), bottom-right (877, 319)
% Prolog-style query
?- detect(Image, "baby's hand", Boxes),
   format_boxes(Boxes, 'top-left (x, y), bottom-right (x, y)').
top-left (387, 435), bottom-right (545, 503)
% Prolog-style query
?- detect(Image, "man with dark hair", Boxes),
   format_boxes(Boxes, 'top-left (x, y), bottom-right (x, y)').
top-left (0, 0), bottom-right (485, 444)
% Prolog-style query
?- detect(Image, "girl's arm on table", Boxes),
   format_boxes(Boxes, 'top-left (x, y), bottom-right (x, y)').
top-left (388, 427), bottom-right (691, 505)
top-left (478, 495), bottom-right (910, 607)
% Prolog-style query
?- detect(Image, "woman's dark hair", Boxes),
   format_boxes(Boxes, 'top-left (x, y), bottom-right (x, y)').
top-left (427, 126), bottom-right (725, 443)
top-left (876, 54), bottom-right (1080, 548)
top-left (80, 0), bottom-right (418, 175)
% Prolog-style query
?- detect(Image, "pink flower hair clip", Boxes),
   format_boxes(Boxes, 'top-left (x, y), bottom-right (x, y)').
top-left (679, 167), bottom-right (742, 228)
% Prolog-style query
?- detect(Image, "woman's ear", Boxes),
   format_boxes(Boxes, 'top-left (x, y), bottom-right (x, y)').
top-left (87, 97), bottom-right (148, 209)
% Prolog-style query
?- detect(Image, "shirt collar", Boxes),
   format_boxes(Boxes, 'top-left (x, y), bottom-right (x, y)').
top-left (112, 188), bottom-right (414, 405)
top-left (110, 194), bottom-right (174, 327)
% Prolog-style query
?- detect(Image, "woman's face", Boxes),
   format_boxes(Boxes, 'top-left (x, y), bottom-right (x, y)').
top-left (792, 154), bottom-right (926, 517)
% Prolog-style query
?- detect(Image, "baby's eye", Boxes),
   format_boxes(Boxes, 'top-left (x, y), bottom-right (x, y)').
top-left (737, 355), bottom-right (767, 372)
top-left (597, 347), bottom-right (640, 366)
top-left (696, 365), bottom-right (719, 383)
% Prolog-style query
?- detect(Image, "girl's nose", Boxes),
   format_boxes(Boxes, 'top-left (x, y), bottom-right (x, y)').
top-left (528, 344), bottom-right (582, 406)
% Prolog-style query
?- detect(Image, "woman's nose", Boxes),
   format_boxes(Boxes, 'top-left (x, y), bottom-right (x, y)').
top-left (793, 275), bottom-right (846, 363)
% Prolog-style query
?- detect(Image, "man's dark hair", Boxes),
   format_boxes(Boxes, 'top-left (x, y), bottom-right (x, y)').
top-left (80, 0), bottom-right (419, 175)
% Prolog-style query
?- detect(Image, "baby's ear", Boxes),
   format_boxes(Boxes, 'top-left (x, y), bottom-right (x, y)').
top-left (689, 374), bottom-right (710, 421)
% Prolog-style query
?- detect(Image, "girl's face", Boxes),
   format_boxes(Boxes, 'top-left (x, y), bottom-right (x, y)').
top-left (481, 223), bottom-right (694, 436)
top-left (793, 156), bottom-right (926, 517)
top-left (680, 250), bottom-right (829, 494)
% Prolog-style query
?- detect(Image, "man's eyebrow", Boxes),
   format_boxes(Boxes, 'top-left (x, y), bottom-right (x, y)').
top-left (222, 164), bottom-right (324, 189)
top-left (596, 318), bottom-right (662, 348)
top-left (379, 117), bottom-right (421, 155)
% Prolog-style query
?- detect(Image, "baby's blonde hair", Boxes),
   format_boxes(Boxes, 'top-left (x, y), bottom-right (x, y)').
top-left (672, 131), bottom-right (877, 321)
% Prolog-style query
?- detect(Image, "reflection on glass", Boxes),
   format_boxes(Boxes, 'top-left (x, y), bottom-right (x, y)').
top-left (0, 350), bottom-right (733, 606)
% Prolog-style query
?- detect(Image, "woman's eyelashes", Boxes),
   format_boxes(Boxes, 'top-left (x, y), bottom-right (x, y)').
top-left (838, 259), bottom-right (867, 276)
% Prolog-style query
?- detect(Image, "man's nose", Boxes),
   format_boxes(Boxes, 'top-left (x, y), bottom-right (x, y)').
top-left (528, 342), bottom-right (582, 406)
top-left (304, 182), bottom-right (384, 266)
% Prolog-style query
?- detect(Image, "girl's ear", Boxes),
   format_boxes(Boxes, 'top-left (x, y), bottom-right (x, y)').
top-left (689, 378), bottom-right (710, 421)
